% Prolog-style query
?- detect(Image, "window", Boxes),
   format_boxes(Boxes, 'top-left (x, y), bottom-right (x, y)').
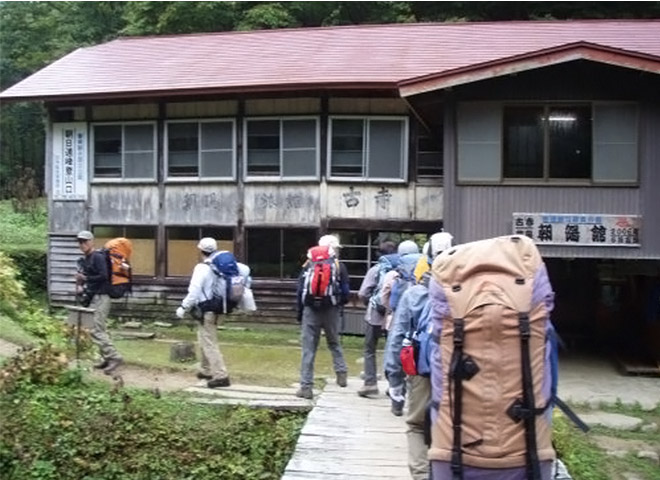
top-left (92, 123), bottom-right (156, 179)
top-left (417, 129), bottom-right (443, 179)
top-left (166, 227), bottom-right (234, 277)
top-left (329, 117), bottom-right (408, 181)
top-left (246, 228), bottom-right (317, 278)
top-left (167, 120), bottom-right (235, 178)
top-left (503, 105), bottom-right (592, 180)
top-left (92, 225), bottom-right (156, 276)
top-left (332, 230), bottom-right (426, 291)
top-left (245, 118), bottom-right (318, 178)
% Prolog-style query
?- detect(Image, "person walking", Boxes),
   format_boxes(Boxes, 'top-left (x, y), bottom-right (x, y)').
top-left (74, 230), bottom-right (123, 375)
top-left (176, 237), bottom-right (231, 388)
top-left (295, 234), bottom-right (350, 399)
top-left (356, 240), bottom-right (397, 397)
top-left (384, 231), bottom-right (453, 479)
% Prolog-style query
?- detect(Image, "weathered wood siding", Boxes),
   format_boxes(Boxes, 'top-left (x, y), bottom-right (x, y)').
top-left (164, 185), bottom-right (239, 225)
top-left (90, 186), bottom-right (159, 225)
top-left (245, 184), bottom-right (320, 225)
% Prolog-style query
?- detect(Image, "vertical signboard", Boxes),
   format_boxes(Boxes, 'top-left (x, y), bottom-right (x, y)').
top-left (52, 123), bottom-right (88, 200)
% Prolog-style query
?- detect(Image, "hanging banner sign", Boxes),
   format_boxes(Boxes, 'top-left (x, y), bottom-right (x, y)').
top-left (512, 213), bottom-right (641, 247)
top-left (52, 123), bottom-right (88, 200)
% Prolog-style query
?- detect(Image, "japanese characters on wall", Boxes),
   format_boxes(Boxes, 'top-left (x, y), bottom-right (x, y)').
top-left (513, 213), bottom-right (641, 247)
top-left (52, 123), bottom-right (88, 201)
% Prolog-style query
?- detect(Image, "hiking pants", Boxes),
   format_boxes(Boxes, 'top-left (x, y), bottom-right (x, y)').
top-left (362, 322), bottom-right (383, 386)
top-left (89, 294), bottom-right (121, 361)
top-left (299, 306), bottom-right (347, 388)
top-left (407, 375), bottom-right (431, 480)
top-left (198, 311), bottom-right (228, 380)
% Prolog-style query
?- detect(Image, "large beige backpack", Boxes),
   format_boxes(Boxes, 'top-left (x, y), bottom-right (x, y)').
top-left (428, 235), bottom-right (556, 479)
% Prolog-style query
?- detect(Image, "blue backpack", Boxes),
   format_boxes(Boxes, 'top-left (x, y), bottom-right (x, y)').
top-left (389, 253), bottom-right (422, 311)
top-left (369, 253), bottom-right (400, 315)
top-left (206, 251), bottom-right (245, 314)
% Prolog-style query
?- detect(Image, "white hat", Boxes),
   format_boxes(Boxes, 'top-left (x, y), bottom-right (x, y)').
top-left (422, 241), bottom-right (430, 257)
top-left (318, 234), bottom-right (341, 250)
top-left (397, 240), bottom-right (419, 256)
top-left (197, 237), bottom-right (217, 253)
top-left (76, 230), bottom-right (94, 241)
top-left (430, 232), bottom-right (453, 257)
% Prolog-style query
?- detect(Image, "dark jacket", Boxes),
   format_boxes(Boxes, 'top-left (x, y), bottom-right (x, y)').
top-left (81, 250), bottom-right (110, 296)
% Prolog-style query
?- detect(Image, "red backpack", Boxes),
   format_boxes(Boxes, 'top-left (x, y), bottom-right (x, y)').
top-left (302, 245), bottom-right (339, 309)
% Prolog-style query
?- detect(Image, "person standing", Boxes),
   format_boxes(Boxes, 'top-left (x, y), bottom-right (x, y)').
top-left (356, 240), bottom-right (397, 397)
top-left (295, 234), bottom-right (350, 399)
top-left (74, 230), bottom-right (123, 375)
top-left (384, 231), bottom-right (453, 479)
top-left (176, 237), bottom-right (231, 388)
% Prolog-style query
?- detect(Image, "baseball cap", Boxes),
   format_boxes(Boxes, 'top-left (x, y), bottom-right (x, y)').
top-left (197, 237), bottom-right (217, 253)
top-left (76, 230), bottom-right (94, 241)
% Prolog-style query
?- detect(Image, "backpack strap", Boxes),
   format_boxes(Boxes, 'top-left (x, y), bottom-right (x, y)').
top-left (515, 312), bottom-right (542, 480)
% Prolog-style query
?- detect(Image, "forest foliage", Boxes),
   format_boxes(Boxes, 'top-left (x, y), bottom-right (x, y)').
top-left (1, 1), bottom-right (660, 197)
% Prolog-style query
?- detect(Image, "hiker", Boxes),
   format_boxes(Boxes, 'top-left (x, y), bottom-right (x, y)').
top-left (295, 234), bottom-right (350, 399)
top-left (175, 237), bottom-right (231, 388)
top-left (74, 230), bottom-right (123, 375)
top-left (428, 235), bottom-right (559, 479)
top-left (383, 231), bottom-right (453, 479)
top-left (380, 240), bottom-right (422, 330)
top-left (356, 240), bottom-right (398, 397)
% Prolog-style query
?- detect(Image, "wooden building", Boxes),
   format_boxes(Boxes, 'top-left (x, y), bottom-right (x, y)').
top-left (2, 20), bottom-right (659, 360)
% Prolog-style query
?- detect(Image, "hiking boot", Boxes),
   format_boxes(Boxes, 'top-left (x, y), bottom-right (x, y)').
top-left (196, 372), bottom-right (212, 380)
top-left (103, 358), bottom-right (123, 375)
top-left (295, 387), bottom-right (313, 400)
top-left (207, 377), bottom-right (231, 388)
top-left (357, 384), bottom-right (379, 398)
top-left (93, 359), bottom-right (109, 370)
top-left (390, 398), bottom-right (404, 417)
top-left (336, 372), bottom-right (348, 387)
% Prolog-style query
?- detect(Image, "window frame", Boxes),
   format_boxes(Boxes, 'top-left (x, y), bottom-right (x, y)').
top-left (502, 102), bottom-right (593, 183)
top-left (165, 118), bottom-right (237, 181)
top-left (91, 224), bottom-right (157, 277)
top-left (327, 115), bottom-right (409, 183)
top-left (243, 116), bottom-right (320, 182)
top-left (91, 121), bottom-right (157, 182)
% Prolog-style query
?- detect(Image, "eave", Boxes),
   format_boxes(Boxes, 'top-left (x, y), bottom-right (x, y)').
top-left (398, 42), bottom-right (660, 97)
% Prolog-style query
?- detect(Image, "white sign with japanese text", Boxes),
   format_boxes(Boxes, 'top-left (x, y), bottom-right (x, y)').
top-left (52, 123), bottom-right (88, 200)
top-left (513, 213), bottom-right (641, 247)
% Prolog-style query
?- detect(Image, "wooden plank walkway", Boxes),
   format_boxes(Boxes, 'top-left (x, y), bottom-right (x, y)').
top-left (282, 376), bottom-right (409, 480)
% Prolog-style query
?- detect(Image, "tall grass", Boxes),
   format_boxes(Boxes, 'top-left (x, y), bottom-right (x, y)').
top-left (0, 198), bottom-right (47, 253)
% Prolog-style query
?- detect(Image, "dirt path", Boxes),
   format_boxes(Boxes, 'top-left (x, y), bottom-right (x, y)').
top-left (0, 338), bottom-right (21, 358)
top-left (89, 363), bottom-right (202, 392)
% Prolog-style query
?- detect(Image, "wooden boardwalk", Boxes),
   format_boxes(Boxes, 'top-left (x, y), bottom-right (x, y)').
top-left (282, 377), bottom-right (409, 480)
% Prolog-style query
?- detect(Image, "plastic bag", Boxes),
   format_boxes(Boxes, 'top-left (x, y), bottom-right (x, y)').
top-left (238, 287), bottom-right (257, 312)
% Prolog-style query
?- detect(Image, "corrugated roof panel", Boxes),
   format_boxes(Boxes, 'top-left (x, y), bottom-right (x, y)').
top-left (2, 20), bottom-right (659, 100)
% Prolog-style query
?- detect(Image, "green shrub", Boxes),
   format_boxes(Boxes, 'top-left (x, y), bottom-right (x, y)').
top-left (553, 413), bottom-right (609, 480)
top-left (6, 249), bottom-right (47, 295)
top-left (0, 379), bottom-right (306, 480)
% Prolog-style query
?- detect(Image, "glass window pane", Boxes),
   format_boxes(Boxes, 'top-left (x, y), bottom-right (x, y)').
top-left (548, 106), bottom-right (591, 179)
top-left (247, 228), bottom-right (281, 277)
top-left (283, 120), bottom-right (316, 149)
top-left (282, 150), bottom-right (316, 177)
top-left (417, 133), bottom-right (443, 178)
top-left (169, 123), bottom-right (198, 152)
top-left (331, 119), bottom-right (364, 177)
top-left (368, 120), bottom-right (403, 179)
top-left (247, 120), bottom-right (279, 176)
top-left (201, 122), bottom-right (233, 151)
top-left (503, 106), bottom-right (543, 178)
top-left (201, 151), bottom-right (233, 177)
top-left (125, 124), bottom-right (154, 151)
top-left (125, 152), bottom-right (155, 178)
top-left (247, 150), bottom-right (279, 176)
top-left (94, 153), bottom-right (121, 177)
top-left (282, 229), bottom-right (317, 278)
top-left (92, 226), bottom-right (123, 238)
top-left (94, 125), bottom-right (121, 177)
top-left (168, 152), bottom-right (198, 176)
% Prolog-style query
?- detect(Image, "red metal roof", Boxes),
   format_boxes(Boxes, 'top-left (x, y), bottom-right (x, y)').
top-left (2, 20), bottom-right (659, 102)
